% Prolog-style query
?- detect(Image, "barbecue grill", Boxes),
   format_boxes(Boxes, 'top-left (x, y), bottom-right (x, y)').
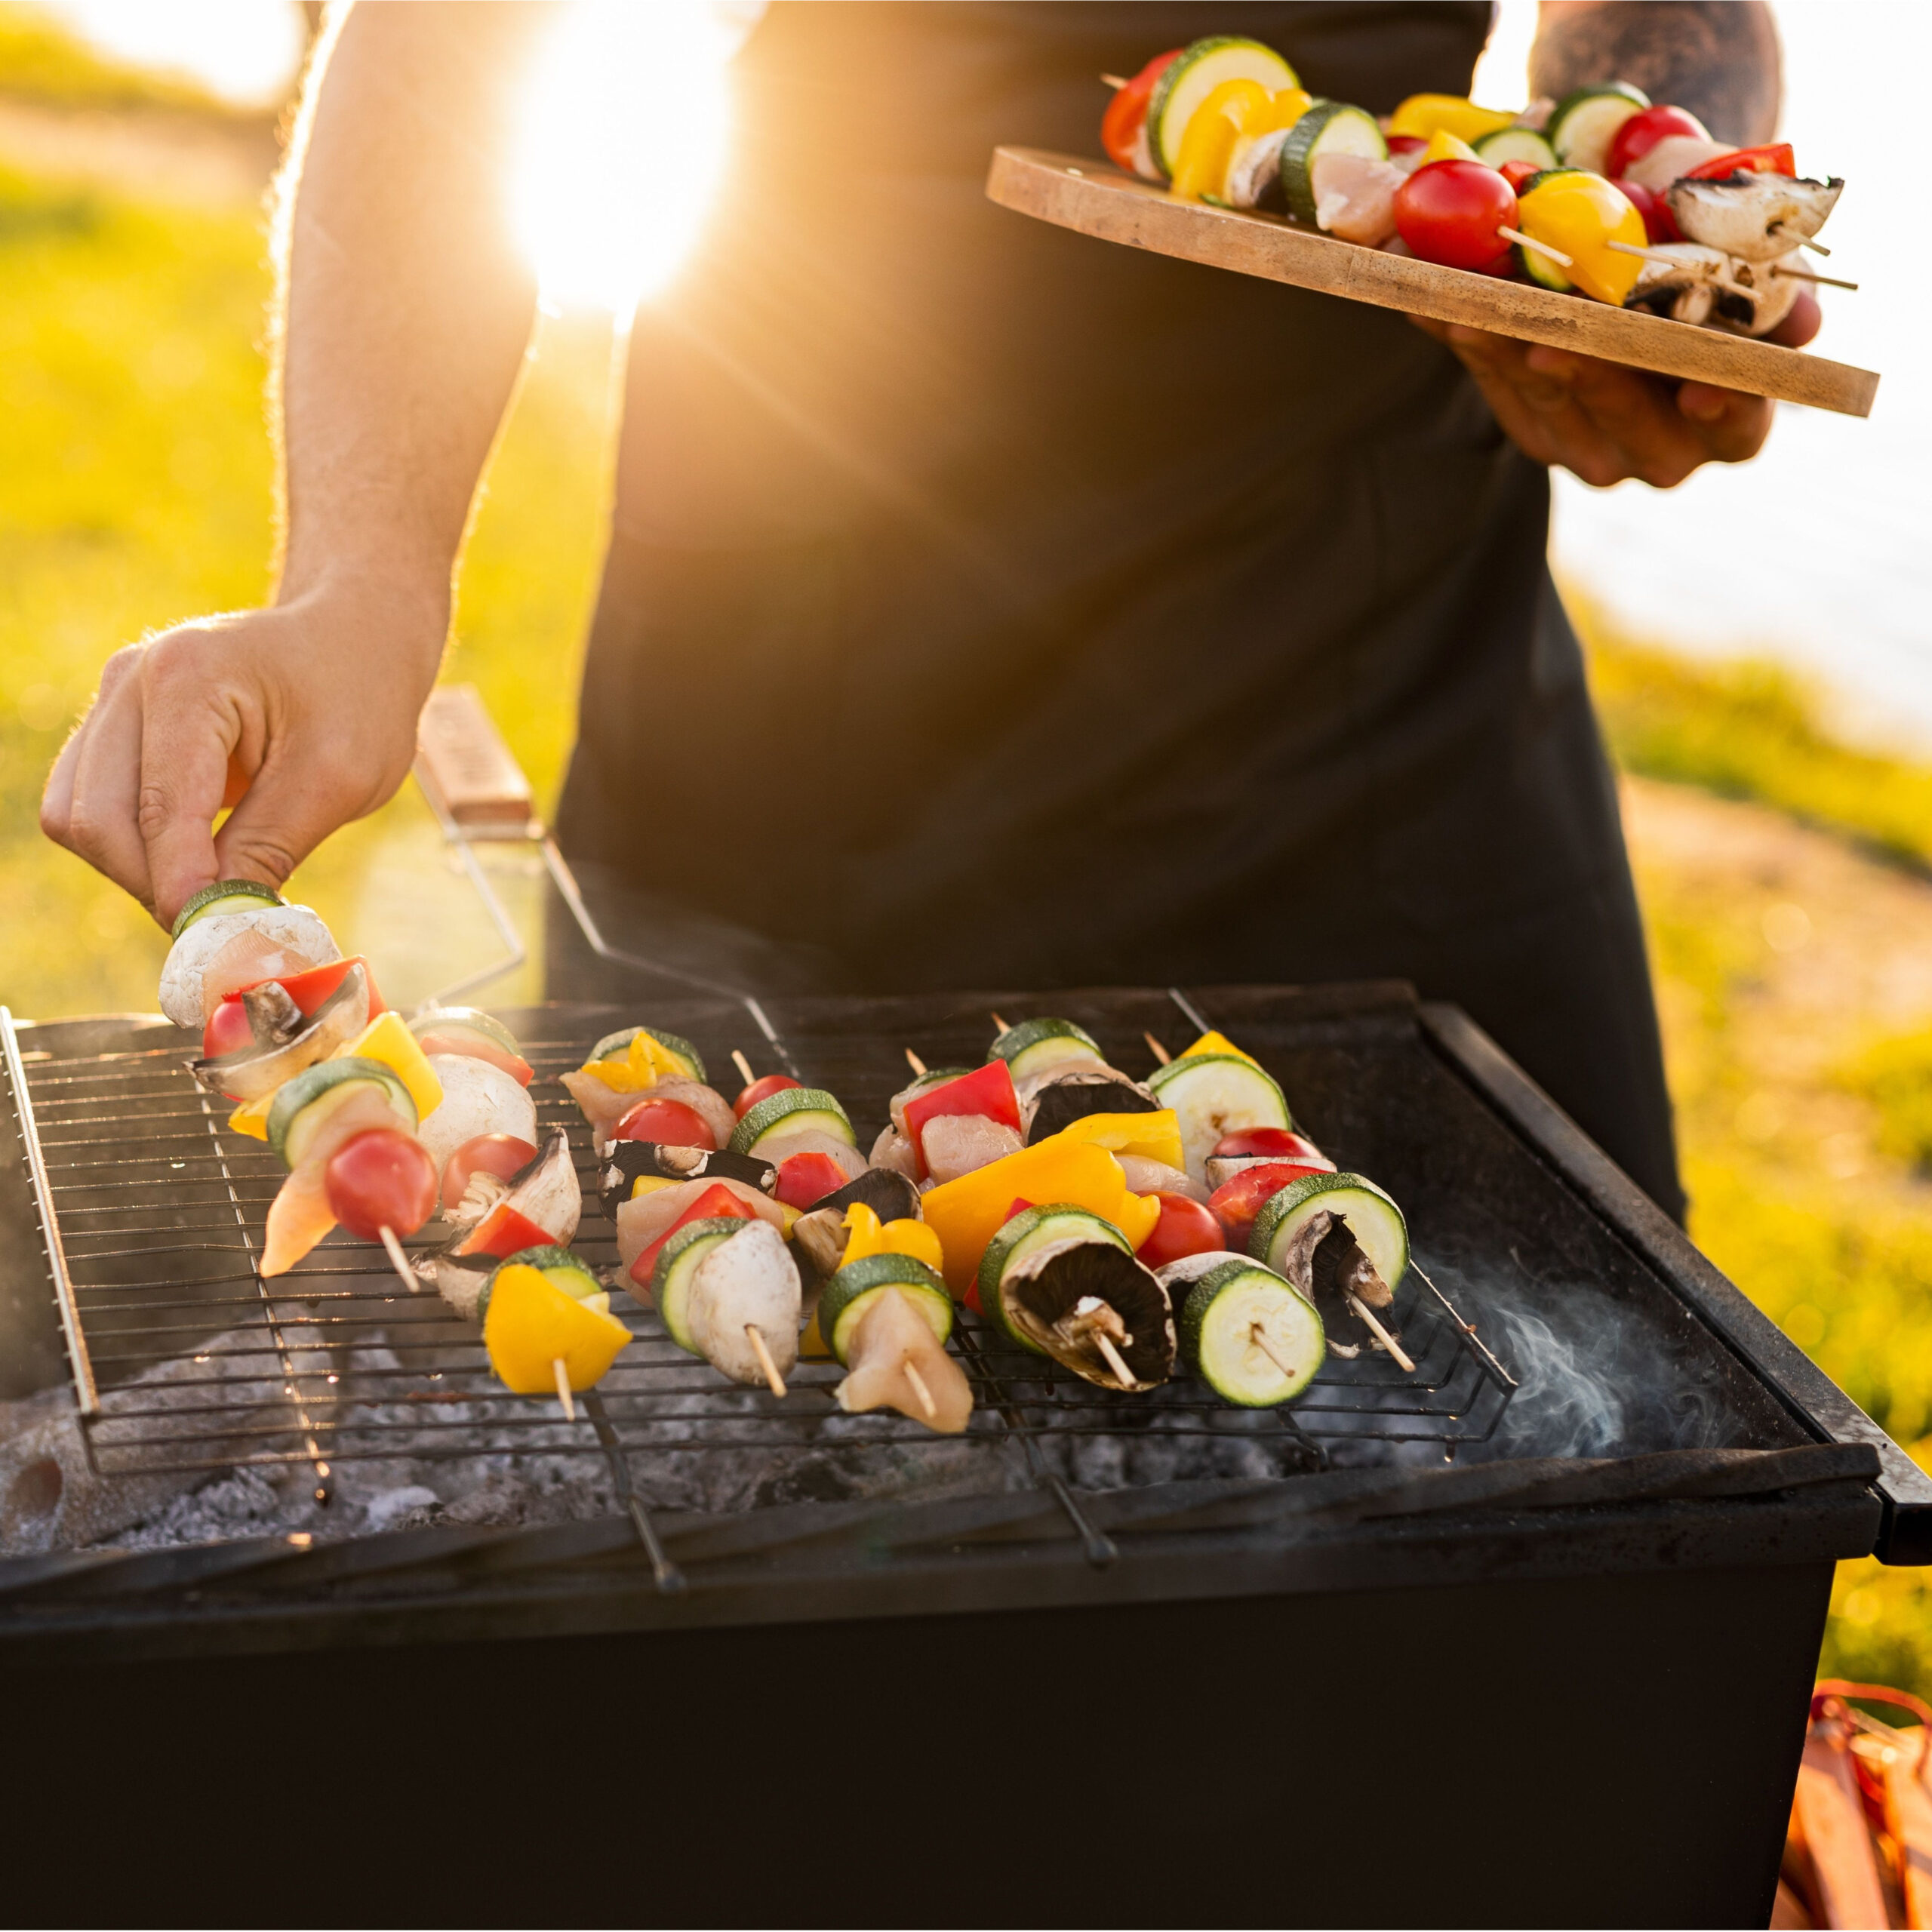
top-left (2, 980), bottom-right (1923, 1927)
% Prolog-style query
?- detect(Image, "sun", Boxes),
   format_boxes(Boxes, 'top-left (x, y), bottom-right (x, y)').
top-left (510, 2), bottom-right (738, 315)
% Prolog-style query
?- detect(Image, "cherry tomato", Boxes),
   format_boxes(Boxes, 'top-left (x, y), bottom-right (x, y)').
top-left (1394, 158), bottom-right (1518, 272)
top-left (1209, 1161), bottom-right (1327, 1248)
top-left (1100, 48), bottom-right (1183, 173)
top-left (440, 1133), bottom-right (537, 1213)
top-left (613, 1097), bottom-right (717, 1149)
top-left (202, 996), bottom-right (254, 1059)
top-left (1684, 142), bottom-right (1795, 181)
top-left (325, 1128), bottom-right (438, 1241)
top-left (1603, 103), bottom-right (1709, 181)
top-left (1499, 158), bottom-right (1541, 193)
top-left (1612, 177), bottom-right (1679, 244)
top-left (1213, 1127), bottom-right (1329, 1164)
top-left (1137, 1192), bottom-right (1223, 1269)
top-left (774, 1151), bottom-right (849, 1210)
top-left (732, 1072), bottom-right (802, 1121)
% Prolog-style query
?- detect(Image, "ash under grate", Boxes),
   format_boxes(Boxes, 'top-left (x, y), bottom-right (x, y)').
top-left (3, 1011), bottom-right (1516, 1544)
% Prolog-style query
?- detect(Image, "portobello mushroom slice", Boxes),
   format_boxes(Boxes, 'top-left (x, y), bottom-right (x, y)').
top-left (789, 1165), bottom-right (924, 1295)
top-left (1025, 1069), bottom-right (1160, 1144)
top-left (998, 1238), bottom-right (1174, 1391)
top-left (596, 1140), bottom-right (776, 1220)
top-left (190, 963), bottom-right (372, 1103)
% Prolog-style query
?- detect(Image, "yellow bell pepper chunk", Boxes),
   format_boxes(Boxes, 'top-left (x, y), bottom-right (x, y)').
top-left (334, 1010), bottom-right (443, 1122)
top-left (484, 1263), bottom-right (632, 1394)
top-left (1254, 86), bottom-right (1313, 137)
top-left (1517, 171), bottom-right (1646, 305)
top-left (1422, 128), bottom-right (1481, 165)
top-left (1170, 77), bottom-right (1271, 201)
top-left (1050, 1109), bottom-right (1184, 1172)
top-left (629, 1174), bottom-right (678, 1201)
top-left (921, 1133), bottom-right (1162, 1296)
top-left (1387, 94), bottom-right (1517, 144)
top-left (227, 1091), bottom-right (272, 1141)
top-left (1180, 1029), bottom-right (1260, 1066)
top-left (580, 1029), bottom-right (686, 1095)
top-left (839, 1201), bottom-right (946, 1274)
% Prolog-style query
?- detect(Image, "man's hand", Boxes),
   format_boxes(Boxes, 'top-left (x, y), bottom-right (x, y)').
top-left (1414, 292), bottom-right (1820, 489)
top-left (41, 583), bottom-right (443, 928)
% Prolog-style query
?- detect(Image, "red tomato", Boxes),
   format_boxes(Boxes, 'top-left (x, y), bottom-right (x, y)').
top-left (457, 1201), bottom-right (558, 1260)
top-left (1604, 103), bottom-right (1709, 180)
top-left (1213, 1127), bottom-right (1329, 1164)
top-left (1612, 177), bottom-right (1679, 244)
top-left (774, 1151), bottom-right (848, 1210)
top-left (613, 1096), bottom-right (717, 1150)
top-left (1208, 1161), bottom-right (1327, 1248)
top-left (629, 1183), bottom-right (755, 1285)
top-left (1394, 158), bottom-right (1518, 273)
top-left (732, 1073), bottom-right (802, 1121)
top-left (439, 1134), bottom-right (537, 1213)
top-left (1137, 1192), bottom-right (1223, 1269)
top-left (902, 1061), bottom-right (1021, 1177)
top-left (1684, 142), bottom-right (1795, 181)
top-left (202, 997), bottom-right (254, 1059)
top-left (325, 1128), bottom-right (438, 1241)
top-left (1100, 48), bottom-right (1182, 173)
top-left (1500, 158), bottom-right (1541, 193)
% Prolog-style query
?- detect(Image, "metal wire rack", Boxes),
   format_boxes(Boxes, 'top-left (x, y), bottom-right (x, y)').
top-left (2, 998), bottom-right (1516, 1582)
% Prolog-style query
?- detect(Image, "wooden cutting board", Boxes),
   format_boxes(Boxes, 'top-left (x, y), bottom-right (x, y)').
top-left (986, 146), bottom-right (1879, 418)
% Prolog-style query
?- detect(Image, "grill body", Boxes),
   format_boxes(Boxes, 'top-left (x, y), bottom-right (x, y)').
top-left (0, 983), bottom-right (1921, 1927)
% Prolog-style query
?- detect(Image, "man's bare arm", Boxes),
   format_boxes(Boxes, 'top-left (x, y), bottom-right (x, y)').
top-left (42, 2), bottom-right (550, 926)
top-left (1413, 0), bottom-right (1807, 491)
top-left (1531, 0), bottom-right (1780, 146)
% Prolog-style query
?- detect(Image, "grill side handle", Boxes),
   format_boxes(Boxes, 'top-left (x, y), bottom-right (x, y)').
top-left (1420, 1001), bottom-right (1932, 1566)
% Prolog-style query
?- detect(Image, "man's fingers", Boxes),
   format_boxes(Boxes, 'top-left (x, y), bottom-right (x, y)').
top-left (136, 641), bottom-right (242, 927)
top-left (1769, 291), bottom-right (1822, 349)
top-left (60, 651), bottom-right (157, 908)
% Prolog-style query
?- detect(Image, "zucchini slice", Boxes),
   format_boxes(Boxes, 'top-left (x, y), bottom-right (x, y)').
top-left (586, 1024), bottom-right (706, 1084)
top-left (730, 1087), bottom-right (856, 1158)
top-left (1279, 100), bottom-right (1389, 226)
top-left (1149, 36), bottom-right (1300, 180)
top-left (266, 1054), bottom-right (416, 1168)
top-left (986, 1017), bottom-right (1106, 1083)
top-left (1473, 126), bottom-right (1557, 170)
top-left (1146, 1052), bottom-right (1291, 1180)
top-left (649, 1217), bottom-right (747, 1353)
top-left (408, 1006), bottom-right (525, 1058)
top-left (1249, 1171), bottom-right (1409, 1303)
top-left (1177, 1257), bottom-right (1324, 1406)
top-left (819, 1251), bottom-right (952, 1364)
top-left (1546, 82), bottom-right (1648, 174)
top-left (977, 1203), bottom-right (1132, 1349)
top-left (170, 878), bottom-right (285, 940)
top-left (478, 1244), bottom-right (605, 1322)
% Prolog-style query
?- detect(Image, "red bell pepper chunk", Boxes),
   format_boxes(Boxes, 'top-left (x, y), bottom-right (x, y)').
top-left (1684, 143), bottom-right (1795, 180)
top-left (901, 1061), bottom-right (1022, 1178)
top-left (628, 1182), bottom-right (755, 1287)
top-left (1100, 48), bottom-right (1181, 174)
top-left (229, 953), bottom-right (386, 1022)
top-left (774, 1152), bottom-right (847, 1210)
top-left (457, 1201), bottom-right (558, 1260)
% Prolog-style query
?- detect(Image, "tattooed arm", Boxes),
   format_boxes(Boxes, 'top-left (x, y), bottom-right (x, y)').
top-left (1531, 0), bottom-right (1780, 146)
top-left (1411, 0), bottom-right (1812, 490)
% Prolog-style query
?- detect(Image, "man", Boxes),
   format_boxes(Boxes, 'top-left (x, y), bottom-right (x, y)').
top-left (42, 2), bottom-right (1807, 1220)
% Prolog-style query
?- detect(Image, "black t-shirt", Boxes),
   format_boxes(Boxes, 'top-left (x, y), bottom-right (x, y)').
top-left (557, 1), bottom-right (1684, 1213)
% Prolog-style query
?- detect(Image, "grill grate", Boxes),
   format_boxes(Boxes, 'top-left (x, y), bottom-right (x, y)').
top-left (2, 1001), bottom-right (1516, 1571)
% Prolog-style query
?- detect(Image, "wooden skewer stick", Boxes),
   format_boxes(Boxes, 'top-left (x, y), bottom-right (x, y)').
top-left (377, 1226), bottom-right (418, 1294)
top-left (1772, 265), bottom-right (1860, 290)
top-left (1251, 1325), bottom-right (1303, 1384)
top-left (1100, 71), bottom-right (1128, 90)
top-left (990, 1012), bottom-right (1011, 1035)
top-left (903, 1358), bottom-right (939, 1420)
top-left (1094, 1331), bottom-right (1137, 1391)
top-left (1346, 1293), bottom-right (1416, 1374)
top-left (1143, 1030), bottom-right (1172, 1066)
top-left (746, 1324), bottom-right (788, 1398)
top-left (731, 1048), bottom-right (756, 1089)
top-left (1791, 232), bottom-right (1831, 257)
top-left (904, 1047), bottom-right (928, 1077)
top-left (1606, 238), bottom-right (1683, 265)
top-left (552, 1358), bottom-right (577, 1422)
top-left (1497, 224), bottom-right (1573, 268)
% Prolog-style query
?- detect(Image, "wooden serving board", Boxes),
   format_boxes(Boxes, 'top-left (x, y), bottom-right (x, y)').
top-left (987, 146), bottom-right (1879, 418)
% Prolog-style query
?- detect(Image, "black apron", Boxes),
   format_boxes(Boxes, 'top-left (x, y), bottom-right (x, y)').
top-left (556, 2), bottom-right (1684, 1217)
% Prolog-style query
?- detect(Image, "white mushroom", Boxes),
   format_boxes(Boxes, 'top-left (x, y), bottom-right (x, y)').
top-left (158, 904), bottom-right (337, 1029)
top-left (1666, 173), bottom-right (1843, 263)
top-left (687, 1220), bottom-right (801, 1388)
top-left (419, 1054), bottom-right (537, 1179)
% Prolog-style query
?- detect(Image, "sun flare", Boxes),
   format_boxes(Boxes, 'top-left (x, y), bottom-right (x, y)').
top-left (510, 1), bottom-right (737, 314)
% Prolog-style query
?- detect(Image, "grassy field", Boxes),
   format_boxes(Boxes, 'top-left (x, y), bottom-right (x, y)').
top-left (4, 32), bottom-right (1932, 1687)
